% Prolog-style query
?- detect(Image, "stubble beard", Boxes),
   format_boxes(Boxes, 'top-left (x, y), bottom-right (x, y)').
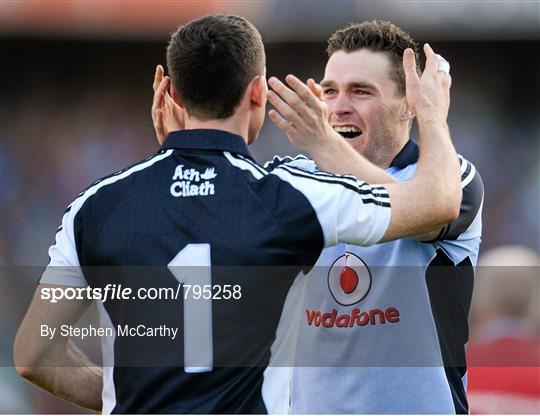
top-left (360, 113), bottom-right (404, 169)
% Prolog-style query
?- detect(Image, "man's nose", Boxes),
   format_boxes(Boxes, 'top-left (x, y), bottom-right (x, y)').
top-left (328, 93), bottom-right (353, 117)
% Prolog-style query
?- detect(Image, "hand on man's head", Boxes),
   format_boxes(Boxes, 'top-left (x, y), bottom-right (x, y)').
top-left (151, 65), bottom-right (186, 145)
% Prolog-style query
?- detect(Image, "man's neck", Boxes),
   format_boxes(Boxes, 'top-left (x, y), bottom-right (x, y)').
top-left (185, 115), bottom-right (249, 144)
top-left (372, 135), bottom-right (410, 169)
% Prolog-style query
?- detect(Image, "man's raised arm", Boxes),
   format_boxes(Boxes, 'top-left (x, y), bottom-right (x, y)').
top-left (266, 44), bottom-right (461, 242)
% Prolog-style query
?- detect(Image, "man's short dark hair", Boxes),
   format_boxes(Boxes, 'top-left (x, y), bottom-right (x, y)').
top-left (327, 20), bottom-right (420, 96)
top-left (167, 14), bottom-right (265, 120)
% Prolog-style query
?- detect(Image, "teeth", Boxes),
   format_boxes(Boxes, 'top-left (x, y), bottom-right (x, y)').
top-left (334, 126), bottom-right (360, 133)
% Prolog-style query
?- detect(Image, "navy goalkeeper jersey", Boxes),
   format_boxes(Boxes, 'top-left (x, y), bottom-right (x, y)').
top-left (40, 129), bottom-right (391, 414)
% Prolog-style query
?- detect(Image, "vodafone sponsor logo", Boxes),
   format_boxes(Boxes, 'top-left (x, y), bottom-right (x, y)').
top-left (328, 252), bottom-right (371, 306)
top-left (306, 307), bottom-right (400, 328)
top-left (307, 252), bottom-right (401, 328)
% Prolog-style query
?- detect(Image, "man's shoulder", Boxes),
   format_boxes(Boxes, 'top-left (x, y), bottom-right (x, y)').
top-left (424, 154), bottom-right (484, 263)
top-left (388, 154), bottom-right (483, 184)
top-left (386, 153), bottom-right (483, 260)
top-left (89, 149), bottom-right (173, 190)
top-left (263, 154), bottom-right (315, 172)
top-left (457, 155), bottom-right (483, 192)
top-left (69, 150), bottom-right (174, 216)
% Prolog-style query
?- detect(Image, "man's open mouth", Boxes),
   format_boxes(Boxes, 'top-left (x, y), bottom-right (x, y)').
top-left (333, 126), bottom-right (363, 139)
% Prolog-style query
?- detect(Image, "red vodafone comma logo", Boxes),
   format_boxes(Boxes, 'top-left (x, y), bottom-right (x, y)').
top-left (306, 252), bottom-right (400, 328)
top-left (328, 252), bottom-right (371, 306)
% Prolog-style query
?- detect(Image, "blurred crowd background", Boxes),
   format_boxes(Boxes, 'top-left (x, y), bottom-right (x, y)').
top-left (1, 1), bottom-right (538, 413)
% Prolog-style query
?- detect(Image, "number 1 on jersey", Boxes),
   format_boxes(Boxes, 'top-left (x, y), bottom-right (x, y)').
top-left (168, 244), bottom-right (213, 373)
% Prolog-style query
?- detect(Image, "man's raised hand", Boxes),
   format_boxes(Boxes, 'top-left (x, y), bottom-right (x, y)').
top-left (151, 65), bottom-right (185, 145)
top-left (266, 75), bottom-right (341, 153)
top-left (403, 44), bottom-right (452, 126)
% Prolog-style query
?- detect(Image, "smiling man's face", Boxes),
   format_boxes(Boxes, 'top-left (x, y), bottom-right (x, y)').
top-left (322, 48), bottom-right (410, 168)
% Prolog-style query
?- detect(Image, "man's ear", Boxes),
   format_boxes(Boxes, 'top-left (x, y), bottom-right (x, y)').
top-left (250, 75), bottom-right (267, 108)
top-left (170, 83), bottom-right (185, 109)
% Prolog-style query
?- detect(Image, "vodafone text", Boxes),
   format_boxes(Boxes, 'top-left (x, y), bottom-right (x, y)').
top-left (306, 307), bottom-right (400, 328)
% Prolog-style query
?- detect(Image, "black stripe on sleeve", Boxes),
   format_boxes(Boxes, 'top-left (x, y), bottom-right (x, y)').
top-left (293, 168), bottom-right (359, 184)
top-left (281, 165), bottom-right (389, 197)
top-left (283, 165), bottom-right (376, 190)
top-left (278, 166), bottom-right (390, 207)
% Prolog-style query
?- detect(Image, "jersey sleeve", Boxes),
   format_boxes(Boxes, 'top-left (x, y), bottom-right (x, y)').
top-left (40, 202), bottom-right (87, 287)
top-left (429, 156), bottom-right (484, 242)
top-left (263, 154), bottom-right (312, 172)
top-left (270, 163), bottom-right (391, 248)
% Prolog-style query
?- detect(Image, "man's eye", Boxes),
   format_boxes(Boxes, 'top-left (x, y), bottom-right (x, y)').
top-left (323, 89), bottom-right (336, 95)
top-left (353, 89), bottom-right (369, 96)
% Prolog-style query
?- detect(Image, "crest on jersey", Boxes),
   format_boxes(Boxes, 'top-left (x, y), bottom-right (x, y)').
top-left (170, 164), bottom-right (217, 198)
top-left (327, 252), bottom-right (371, 306)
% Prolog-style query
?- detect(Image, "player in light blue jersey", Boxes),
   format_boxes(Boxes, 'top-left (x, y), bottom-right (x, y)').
top-left (150, 20), bottom-right (481, 414)
top-left (262, 21), bottom-right (483, 414)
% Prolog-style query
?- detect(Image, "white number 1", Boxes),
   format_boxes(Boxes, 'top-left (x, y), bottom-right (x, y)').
top-left (168, 243), bottom-right (213, 373)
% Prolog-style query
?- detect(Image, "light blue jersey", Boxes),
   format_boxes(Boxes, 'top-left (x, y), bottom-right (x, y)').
top-left (263, 141), bottom-right (484, 414)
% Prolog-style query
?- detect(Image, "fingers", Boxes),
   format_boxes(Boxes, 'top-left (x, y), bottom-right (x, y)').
top-left (403, 48), bottom-right (420, 91)
top-left (435, 54), bottom-right (450, 75)
top-left (268, 76), bottom-right (302, 108)
top-left (284, 75), bottom-right (321, 110)
top-left (423, 43), bottom-right (438, 76)
top-left (151, 68), bottom-right (168, 144)
top-left (268, 76), bottom-right (318, 124)
top-left (268, 109), bottom-right (295, 136)
top-left (434, 53), bottom-right (452, 91)
top-left (266, 89), bottom-right (304, 128)
top-left (427, 48), bottom-right (452, 95)
top-left (153, 76), bottom-right (170, 112)
top-left (153, 65), bottom-right (164, 92)
top-left (151, 76), bottom-right (170, 134)
top-left (307, 79), bottom-right (323, 100)
top-left (407, 44), bottom-right (452, 123)
top-left (154, 109), bottom-right (166, 143)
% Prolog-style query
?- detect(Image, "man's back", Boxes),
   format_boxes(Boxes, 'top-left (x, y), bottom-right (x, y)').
top-left (40, 129), bottom-right (391, 413)
top-left (71, 131), bottom-right (324, 268)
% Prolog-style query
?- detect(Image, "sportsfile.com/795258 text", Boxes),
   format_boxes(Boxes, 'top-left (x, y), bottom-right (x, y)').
top-left (40, 284), bottom-right (242, 303)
